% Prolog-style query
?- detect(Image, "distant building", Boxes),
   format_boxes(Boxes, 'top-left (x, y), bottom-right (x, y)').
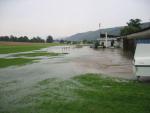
top-left (97, 33), bottom-right (119, 47)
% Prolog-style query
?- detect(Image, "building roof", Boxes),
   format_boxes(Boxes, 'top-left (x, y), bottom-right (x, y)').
top-left (121, 27), bottom-right (150, 39)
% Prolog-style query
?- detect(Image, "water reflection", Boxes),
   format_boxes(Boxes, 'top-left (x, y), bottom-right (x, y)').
top-left (42, 46), bottom-right (135, 79)
top-left (0, 46), bottom-right (135, 84)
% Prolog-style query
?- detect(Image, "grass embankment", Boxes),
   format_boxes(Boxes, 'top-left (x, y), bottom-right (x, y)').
top-left (0, 58), bottom-right (35, 68)
top-left (0, 42), bottom-right (63, 54)
top-left (1, 73), bottom-right (149, 113)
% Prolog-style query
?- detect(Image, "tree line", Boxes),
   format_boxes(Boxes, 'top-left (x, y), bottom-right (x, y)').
top-left (0, 35), bottom-right (54, 43)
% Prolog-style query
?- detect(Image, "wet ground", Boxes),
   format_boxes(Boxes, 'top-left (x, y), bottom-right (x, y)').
top-left (0, 46), bottom-right (134, 82)
top-left (1, 46), bottom-right (150, 112)
top-left (0, 46), bottom-right (139, 111)
top-left (0, 46), bottom-right (135, 90)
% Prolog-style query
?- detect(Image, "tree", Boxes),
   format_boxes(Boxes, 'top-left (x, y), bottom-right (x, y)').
top-left (18, 36), bottom-right (29, 42)
top-left (9, 35), bottom-right (18, 42)
top-left (59, 39), bottom-right (64, 43)
top-left (0, 36), bottom-right (9, 41)
top-left (46, 35), bottom-right (53, 43)
top-left (94, 41), bottom-right (100, 49)
top-left (121, 19), bottom-right (142, 36)
top-left (82, 39), bottom-right (88, 44)
top-left (30, 37), bottom-right (45, 43)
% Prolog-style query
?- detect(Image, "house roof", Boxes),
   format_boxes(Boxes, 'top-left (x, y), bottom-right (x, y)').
top-left (121, 27), bottom-right (150, 39)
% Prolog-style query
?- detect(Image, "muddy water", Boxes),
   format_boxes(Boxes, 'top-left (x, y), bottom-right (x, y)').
top-left (0, 46), bottom-right (135, 111)
top-left (0, 46), bottom-right (134, 82)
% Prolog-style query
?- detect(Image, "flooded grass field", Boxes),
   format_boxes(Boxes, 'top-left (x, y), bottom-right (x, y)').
top-left (0, 42), bottom-right (64, 54)
top-left (0, 45), bottom-right (150, 113)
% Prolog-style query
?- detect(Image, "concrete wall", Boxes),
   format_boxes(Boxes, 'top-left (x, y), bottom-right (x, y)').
top-left (97, 38), bottom-right (117, 47)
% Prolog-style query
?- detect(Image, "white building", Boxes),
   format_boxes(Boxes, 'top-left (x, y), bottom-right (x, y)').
top-left (97, 32), bottom-right (118, 47)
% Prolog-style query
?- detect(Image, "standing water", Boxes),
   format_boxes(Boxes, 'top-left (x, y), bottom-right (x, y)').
top-left (0, 46), bottom-right (134, 112)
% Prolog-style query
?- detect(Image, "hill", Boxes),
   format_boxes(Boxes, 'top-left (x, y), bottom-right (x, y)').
top-left (65, 22), bottom-right (150, 41)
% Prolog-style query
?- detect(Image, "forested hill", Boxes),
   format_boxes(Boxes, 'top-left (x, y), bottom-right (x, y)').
top-left (65, 22), bottom-right (150, 41)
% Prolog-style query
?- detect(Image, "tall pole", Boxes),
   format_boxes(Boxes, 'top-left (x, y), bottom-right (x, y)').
top-left (99, 23), bottom-right (101, 39)
top-left (105, 32), bottom-right (108, 48)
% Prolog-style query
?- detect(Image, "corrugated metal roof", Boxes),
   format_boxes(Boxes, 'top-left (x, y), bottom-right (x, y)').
top-left (127, 29), bottom-right (150, 39)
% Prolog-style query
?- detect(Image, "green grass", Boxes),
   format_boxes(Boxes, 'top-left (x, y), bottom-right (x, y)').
top-left (13, 52), bottom-right (61, 57)
top-left (0, 52), bottom-right (66, 68)
top-left (1, 73), bottom-right (150, 113)
top-left (0, 58), bottom-right (35, 68)
top-left (0, 43), bottom-right (64, 54)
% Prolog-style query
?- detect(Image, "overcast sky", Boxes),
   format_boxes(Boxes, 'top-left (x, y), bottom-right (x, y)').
top-left (0, 0), bottom-right (150, 39)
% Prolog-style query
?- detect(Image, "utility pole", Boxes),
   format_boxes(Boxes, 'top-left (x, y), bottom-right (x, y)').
top-left (105, 32), bottom-right (108, 48)
top-left (99, 23), bottom-right (101, 39)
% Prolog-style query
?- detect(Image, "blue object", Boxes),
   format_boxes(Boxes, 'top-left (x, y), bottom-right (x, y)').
top-left (136, 38), bottom-right (150, 44)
